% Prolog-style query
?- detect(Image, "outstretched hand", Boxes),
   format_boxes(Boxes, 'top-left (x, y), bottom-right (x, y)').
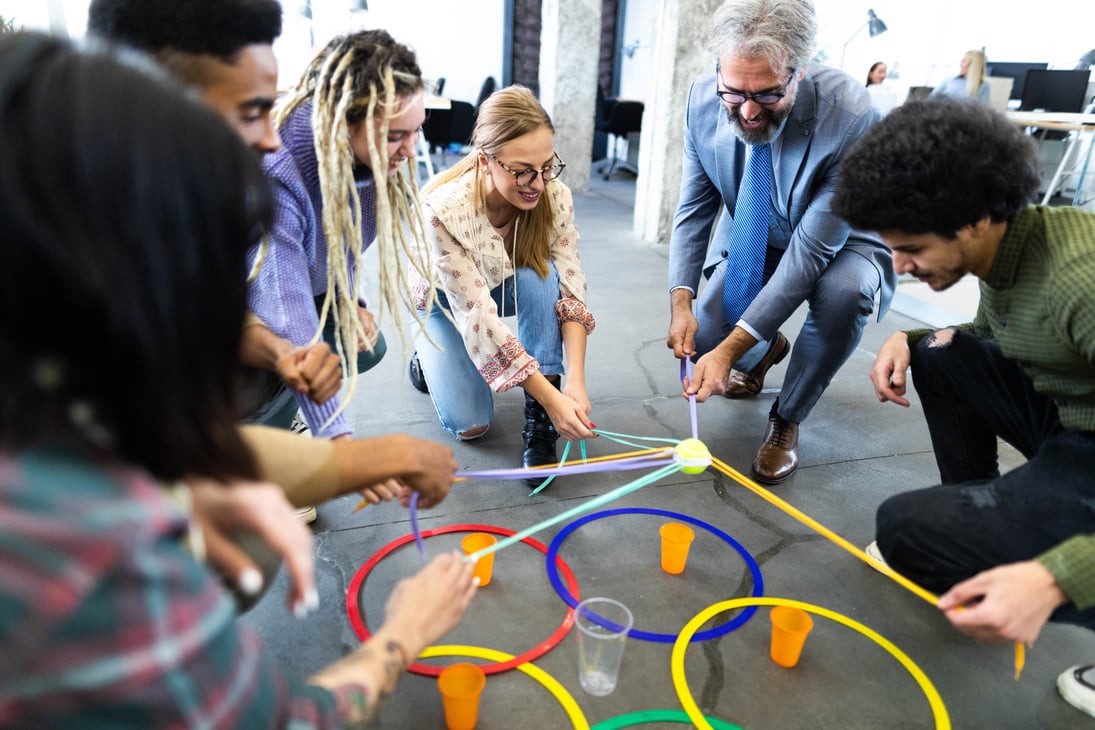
top-left (937, 561), bottom-right (1068, 644)
top-left (666, 289), bottom-right (699, 360)
top-left (869, 332), bottom-right (912, 407)
top-left (545, 390), bottom-right (597, 442)
top-left (683, 347), bottom-right (733, 402)
top-left (383, 551), bottom-right (478, 656)
top-left (188, 479), bottom-right (316, 617)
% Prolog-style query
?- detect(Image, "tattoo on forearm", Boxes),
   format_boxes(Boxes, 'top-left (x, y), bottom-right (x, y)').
top-left (380, 640), bottom-right (406, 699)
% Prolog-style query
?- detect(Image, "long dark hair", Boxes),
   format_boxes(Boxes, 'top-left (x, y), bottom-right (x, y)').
top-left (0, 32), bottom-right (271, 481)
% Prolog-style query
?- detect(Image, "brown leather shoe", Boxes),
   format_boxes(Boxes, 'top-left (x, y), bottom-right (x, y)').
top-left (752, 412), bottom-right (798, 484)
top-left (726, 331), bottom-right (789, 399)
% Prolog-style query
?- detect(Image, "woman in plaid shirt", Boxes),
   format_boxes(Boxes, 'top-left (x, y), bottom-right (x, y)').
top-left (0, 33), bottom-right (475, 728)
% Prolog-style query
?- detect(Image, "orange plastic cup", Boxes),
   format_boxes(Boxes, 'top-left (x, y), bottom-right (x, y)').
top-left (659, 523), bottom-right (695, 575)
top-left (461, 532), bottom-right (497, 587)
top-left (437, 662), bottom-right (486, 730)
top-left (769, 606), bottom-right (814, 668)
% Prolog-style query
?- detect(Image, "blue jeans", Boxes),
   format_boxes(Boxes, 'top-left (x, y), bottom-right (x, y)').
top-left (415, 264), bottom-right (564, 438)
top-left (693, 246), bottom-right (879, 424)
top-left (876, 330), bottom-right (1095, 629)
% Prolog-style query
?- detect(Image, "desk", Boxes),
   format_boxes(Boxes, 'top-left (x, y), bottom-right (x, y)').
top-left (1007, 111), bottom-right (1095, 206)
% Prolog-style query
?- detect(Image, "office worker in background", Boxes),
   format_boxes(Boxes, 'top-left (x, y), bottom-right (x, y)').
top-left (866, 61), bottom-right (887, 86)
top-left (668, 0), bottom-right (895, 484)
top-left (930, 49), bottom-right (991, 105)
top-left (0, 33), bottom-right (476, 726)
top-left (408, 86), bottom-right (597, 488)
top-left (88, 0), bottom-right (461, 614)
top-left (865, 60), bottom-right (899, 116)
top-left (834, 98), bottom-right (1095, 720)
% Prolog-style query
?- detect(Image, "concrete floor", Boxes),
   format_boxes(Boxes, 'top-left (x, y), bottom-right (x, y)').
top-left (242, 176), bottom-right (1095, 729)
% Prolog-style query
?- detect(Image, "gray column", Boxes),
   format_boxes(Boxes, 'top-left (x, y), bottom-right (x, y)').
top-left (634, 0), bottom-right (723, 243)
top-left (539, 0), bottom-right (602, 192)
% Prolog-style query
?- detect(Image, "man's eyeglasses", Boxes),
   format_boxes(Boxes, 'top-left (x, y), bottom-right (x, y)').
top-left (489, 152), bottom-right (566, 186)
top-left (715, 69), bottom-right (797, 106)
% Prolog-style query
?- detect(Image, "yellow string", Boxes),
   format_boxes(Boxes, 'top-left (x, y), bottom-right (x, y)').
top-left (710, 457), bottom-right (1025, 680)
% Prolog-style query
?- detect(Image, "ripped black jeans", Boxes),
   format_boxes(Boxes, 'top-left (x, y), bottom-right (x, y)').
top-left (876, 329), bottom-right (1095, 628)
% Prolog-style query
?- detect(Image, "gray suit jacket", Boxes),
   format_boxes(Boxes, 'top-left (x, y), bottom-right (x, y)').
top-left (668, 64), bottom-right (896, 338)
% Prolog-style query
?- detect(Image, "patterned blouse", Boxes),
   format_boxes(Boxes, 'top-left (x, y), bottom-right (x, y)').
top-left (410, 172), bottom-right (594, 392)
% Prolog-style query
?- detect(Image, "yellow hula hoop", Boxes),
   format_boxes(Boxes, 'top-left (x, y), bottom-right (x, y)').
top-left (420, 645), bottom-right (590, 730)
top-left (670, 597), bottom-right (951, 730)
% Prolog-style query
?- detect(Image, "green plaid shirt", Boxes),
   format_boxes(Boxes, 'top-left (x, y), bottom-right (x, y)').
top-left (912, 205), bottom-right (1095, 607)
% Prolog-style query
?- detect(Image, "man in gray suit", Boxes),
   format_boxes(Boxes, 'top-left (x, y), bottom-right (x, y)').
top-left (668, 0), bottom-right (895, 484)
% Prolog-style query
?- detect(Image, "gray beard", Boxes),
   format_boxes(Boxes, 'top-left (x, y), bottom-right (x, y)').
top-left (724, 103), bottom-right (792, 145)
top-left (722, 85), bottom-right (797, 145)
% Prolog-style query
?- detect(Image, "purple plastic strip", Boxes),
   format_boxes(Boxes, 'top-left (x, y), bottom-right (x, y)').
top-left (685, 359), bottom-right (698, 440)
top-left (408, 491), bottom-right (428, 563)
top-left (455, 451), bottom-right (674, 482)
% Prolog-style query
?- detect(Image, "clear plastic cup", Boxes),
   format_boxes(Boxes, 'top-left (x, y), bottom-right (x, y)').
top-left (575, 597), bottom-right (633, 696)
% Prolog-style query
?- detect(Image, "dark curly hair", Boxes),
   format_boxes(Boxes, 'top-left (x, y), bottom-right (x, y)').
top-left (87, 0), bottom-right (282, 61)
top-left (833, 99), bottom-right (1041, 237)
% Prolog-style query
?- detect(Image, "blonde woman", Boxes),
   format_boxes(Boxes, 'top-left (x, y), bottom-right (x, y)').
top-left (930, 50), bottom-right (990, 105)
top-left (409, 86), bottom-right (596, 486)
top-left (247, 29), bottom-right (435, 439)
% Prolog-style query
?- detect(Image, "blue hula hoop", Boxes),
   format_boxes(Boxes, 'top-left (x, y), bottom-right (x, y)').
top-left (545, 507), bottom-right (764, 643)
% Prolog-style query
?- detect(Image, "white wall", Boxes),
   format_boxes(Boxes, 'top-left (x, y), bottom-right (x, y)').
top-left (615, 0), bottom-right (1095, 104)
top-left (276, 0), bottom-right (506, 105)
top-left (813, 1), bottom-right (1095, 90)
top-left (4, 0), bottom-right (505, 107)
top-left (615, 0), bottom-right (657, 100)
top-left (10, 0), bottom-right (1093, 108)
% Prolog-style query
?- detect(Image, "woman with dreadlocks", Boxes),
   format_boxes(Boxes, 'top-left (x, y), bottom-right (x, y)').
top-left (408, 86), bottom-right (596, 488)
top-left (247, 29), bottom-right (436, 440)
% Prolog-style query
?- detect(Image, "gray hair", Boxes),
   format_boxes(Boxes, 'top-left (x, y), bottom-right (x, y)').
top-left (706, 0), bottom-right (816, 73)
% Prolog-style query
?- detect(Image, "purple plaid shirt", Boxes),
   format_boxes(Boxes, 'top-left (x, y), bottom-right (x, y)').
top-left (0, 448), bottom-right (367, 727)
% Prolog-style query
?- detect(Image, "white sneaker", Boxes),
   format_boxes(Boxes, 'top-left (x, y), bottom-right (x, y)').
top-left (296, 505), bottom-right (318, 524)
top-left (864, 540), bottom-right (891, 572)
top-left (1058, 665), bottom-right (1095, 717)
top-left (289, 411), bottom-right (311, 437)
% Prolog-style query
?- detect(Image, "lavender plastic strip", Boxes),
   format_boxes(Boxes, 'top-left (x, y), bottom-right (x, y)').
top-left (408, 491), bottom-right (428, 563)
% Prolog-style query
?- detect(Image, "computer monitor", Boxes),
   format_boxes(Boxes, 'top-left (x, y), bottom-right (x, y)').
top-left (1019, 69), bottom-right (1091, 112)
top-left (986, 61), bottom-right (1048, 100)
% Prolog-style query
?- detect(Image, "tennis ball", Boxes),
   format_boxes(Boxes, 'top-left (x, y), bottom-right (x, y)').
top-left (674, 438), bottom-right (712, 474)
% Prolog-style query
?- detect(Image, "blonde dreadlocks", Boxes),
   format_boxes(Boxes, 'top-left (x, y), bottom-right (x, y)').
top-left (273, 30), bottom-right (441, 427)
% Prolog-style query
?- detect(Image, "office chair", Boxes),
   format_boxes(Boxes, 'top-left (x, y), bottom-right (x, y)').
top-left (421, 100), bottom-right (477, 168)
top-left (591, 85), bottom-right (613, 162)
top-left (601, 100), bottom-right (644, 180)
top-left (476, 76), bottom-right (498, 109)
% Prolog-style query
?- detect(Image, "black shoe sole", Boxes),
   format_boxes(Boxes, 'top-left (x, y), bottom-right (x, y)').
top-left (409, 353), bottom-right (429, 394)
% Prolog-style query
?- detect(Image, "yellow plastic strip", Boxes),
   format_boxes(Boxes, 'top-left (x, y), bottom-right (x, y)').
top-left (710, 457), bottom-right (939, 605)
top-left (711, 457), bottom-right (1025, 678)
top-left (670, 597), bottom-right (950, 730)
top-left (419, 645), bottom-right (590, 730)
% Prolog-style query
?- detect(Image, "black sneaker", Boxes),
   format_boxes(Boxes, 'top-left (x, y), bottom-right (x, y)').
top-left (409, 352), bottom-right (429, 393)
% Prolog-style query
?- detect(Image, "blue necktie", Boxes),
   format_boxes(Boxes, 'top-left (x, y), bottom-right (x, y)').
top-left (722, 143), bottom-right (772, 325)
